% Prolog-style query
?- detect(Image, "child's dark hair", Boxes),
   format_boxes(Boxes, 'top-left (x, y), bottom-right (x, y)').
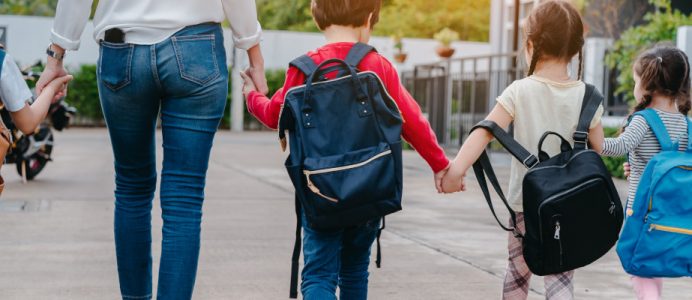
top-left (633, 45), bottom-right (691, 115)
top-left (311, 0), bottom-right (381, 31)
top-left (524, 0), bottom-right (585, 79)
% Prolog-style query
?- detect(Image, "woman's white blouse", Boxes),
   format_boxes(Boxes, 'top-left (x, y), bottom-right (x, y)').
top-left (51, 0), bottom-right (262, 50)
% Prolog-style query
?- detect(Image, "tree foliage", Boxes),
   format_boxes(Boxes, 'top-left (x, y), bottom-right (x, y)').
top-left (257, 0), bottom-right (490, 42)
top-left (375, 0), bottom-right (489, 42)
top-left (605, 0), bottom-right (692, 104)
top-left (0, 0), bottom-right (58, 16)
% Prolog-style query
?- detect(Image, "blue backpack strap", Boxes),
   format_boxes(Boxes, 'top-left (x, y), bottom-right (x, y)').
top-left (0, 49), bottom-right (5, 77)
top-left (344, 42), bottom-right (376, 68)
top-left (687, 117), bottom-right (692, 151)
top-left (634, 109), bottom-right (675, 151)
top-left (289, 55), bottom-right (319, 77)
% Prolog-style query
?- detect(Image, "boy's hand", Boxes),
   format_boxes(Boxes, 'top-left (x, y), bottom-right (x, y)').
top-left (434, 165), bottom-right (450, 193)
top-left (623, 162), bottom-right (631, 179)
top-left (441, 160), bottom-right (467, 193)
top-left (239, 70), bottom-right (259, 98)
top-left (43, 75), bottom-right (73, 100)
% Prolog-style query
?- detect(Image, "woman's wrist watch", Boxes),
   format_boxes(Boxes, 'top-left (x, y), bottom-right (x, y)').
top-left (46, 43), bottom-right (66, 61)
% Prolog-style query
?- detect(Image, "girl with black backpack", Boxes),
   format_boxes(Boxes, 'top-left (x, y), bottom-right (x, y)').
top-left (441, 1), bottom-right (606, 299)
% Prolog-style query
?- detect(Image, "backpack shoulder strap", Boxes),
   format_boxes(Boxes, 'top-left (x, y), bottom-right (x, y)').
top-left (344, 43), bottom-right (376, 68)
top-left (289, 55), bottom-right (319, 77)
top-left (686, 117), bottom-right (692, 151)
top-left (634, 109), bottom-right (675, 151)
top-left (471, 120), bottom-right (539, 169)
top-left (0, 49), bottom-right (5, 76)
top-left (574, 83), bottom-right (602, 150)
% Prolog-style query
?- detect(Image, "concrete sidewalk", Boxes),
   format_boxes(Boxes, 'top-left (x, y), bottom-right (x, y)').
top-left (0, 129), bottom-right (689, 299)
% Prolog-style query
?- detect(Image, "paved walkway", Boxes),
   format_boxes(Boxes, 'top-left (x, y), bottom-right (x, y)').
top-left (0, 129), bottom-right (690, 299)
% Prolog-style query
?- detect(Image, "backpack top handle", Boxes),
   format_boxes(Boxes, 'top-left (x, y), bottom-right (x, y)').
top-left (537, 131), bottom-right (573, 162)
top-left (303, 58), bottom-right (369, 109)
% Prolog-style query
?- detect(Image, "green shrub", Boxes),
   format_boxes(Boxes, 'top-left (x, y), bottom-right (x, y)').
top-left (602, 127), bottom-right (627, 179)
top-left (65, 64), bottom-right (103, 121)
top-left (605, 0), bottom-right (692, 104)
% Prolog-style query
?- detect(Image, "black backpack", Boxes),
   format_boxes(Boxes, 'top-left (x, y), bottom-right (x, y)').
top-left (471, 84), bottom-right (624, 275)
top-left (280, 43), bottom-right (404, 298)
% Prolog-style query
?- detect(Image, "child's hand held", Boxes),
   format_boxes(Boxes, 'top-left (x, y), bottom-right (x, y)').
top-left (44, 75), bottom-right (73, 102)
top-left (239, 70), bottom-right (258, 98)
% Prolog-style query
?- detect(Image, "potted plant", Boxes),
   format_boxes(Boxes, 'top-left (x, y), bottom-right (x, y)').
top-left (434, 27), bottom-right (459, 59)
top-left (392, 33), bottom-right (408, 63)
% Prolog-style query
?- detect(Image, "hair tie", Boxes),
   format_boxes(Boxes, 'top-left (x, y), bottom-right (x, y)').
top-left (657, 57), bottom-right (663, 63)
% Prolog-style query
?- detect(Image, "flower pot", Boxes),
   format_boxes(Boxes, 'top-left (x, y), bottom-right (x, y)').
top-left (394, 53), bottom-right (408, 64)
top-left (436, 46), bottom-right (455, 59)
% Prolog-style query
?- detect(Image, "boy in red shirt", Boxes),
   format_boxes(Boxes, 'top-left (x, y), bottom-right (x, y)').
top-left (241, 0), bottom-right (449, 298)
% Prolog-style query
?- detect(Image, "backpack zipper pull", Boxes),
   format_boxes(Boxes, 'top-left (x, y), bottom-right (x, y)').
top-left (554, 221), bottom-right (561, 240)
top-left (609, 202), bottom-right (616, 215)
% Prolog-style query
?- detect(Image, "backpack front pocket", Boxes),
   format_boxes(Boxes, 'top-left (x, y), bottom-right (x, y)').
top-left (630, 219), bottom-right (692, 277)
top-left (303, 143), bottom-right (397, 209)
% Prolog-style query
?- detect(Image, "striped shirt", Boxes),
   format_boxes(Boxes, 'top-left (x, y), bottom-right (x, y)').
top-left (602, 109), bottom-right (689, 209)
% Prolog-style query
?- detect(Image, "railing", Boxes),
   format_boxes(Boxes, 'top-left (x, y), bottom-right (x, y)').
top-left (402, 53), bottom-right (524, 147)
top-left (402, 52), bottom-right (630, 147)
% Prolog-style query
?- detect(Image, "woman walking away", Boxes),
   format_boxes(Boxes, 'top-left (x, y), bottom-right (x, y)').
top-left (38, 1), bottom-right (268, 299)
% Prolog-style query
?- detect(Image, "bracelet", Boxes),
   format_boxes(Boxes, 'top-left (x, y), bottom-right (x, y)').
top-left (46, 43), bottom-right (66, 61)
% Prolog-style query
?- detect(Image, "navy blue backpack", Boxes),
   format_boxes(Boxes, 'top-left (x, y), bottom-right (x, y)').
top-left (617, 109), bottom-right (692, 277)
top-left (279, 43), bottom-right (403, 298)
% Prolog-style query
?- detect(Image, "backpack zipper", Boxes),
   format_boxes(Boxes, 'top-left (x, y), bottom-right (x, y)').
top-left (554, 221), bottom-right (563, 267)
top-left (537, 178), bottom-right (605, 242)
top-left (649, 224), bottom-right (692, 235)
top-left (303, 149), bottom-right (392, 203)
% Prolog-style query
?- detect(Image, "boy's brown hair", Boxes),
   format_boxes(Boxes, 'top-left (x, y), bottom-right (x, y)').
top-left (311, 0), bottom-right (382, 30)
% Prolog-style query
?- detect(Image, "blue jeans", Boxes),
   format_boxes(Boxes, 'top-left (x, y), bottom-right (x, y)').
top-left (96, 23), bottom-right (228, 300)
top-left (301, 215), bottom-right (381, 300)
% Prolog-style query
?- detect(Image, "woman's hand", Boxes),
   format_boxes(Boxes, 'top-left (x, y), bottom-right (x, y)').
top-left (239, 70), bottom-right (258, 98)
top-left (623, 162), bottom-right (631, 179)
top-left (37, 45), bottom-right (69, 102)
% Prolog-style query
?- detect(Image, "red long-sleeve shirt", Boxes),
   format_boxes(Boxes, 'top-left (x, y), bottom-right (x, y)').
top-left (246, 42), bottom-right (450, 173)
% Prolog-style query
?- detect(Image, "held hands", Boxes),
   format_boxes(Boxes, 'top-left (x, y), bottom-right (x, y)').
top-left (42, 75), bottom-right (74, 99)
top-left (439, 159), bottom-right (467, 194)
top-left (37, 48), bottom-right (69, 103)
top-left (239, 70), bottom-right (258, 98)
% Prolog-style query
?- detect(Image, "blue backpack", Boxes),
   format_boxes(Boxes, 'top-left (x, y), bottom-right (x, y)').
top-left (617, 109), bottom-right (692, 277)
top-left (280, 43), bottom-right (403, 298)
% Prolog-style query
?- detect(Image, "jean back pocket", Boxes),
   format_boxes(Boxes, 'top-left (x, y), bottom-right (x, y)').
top-left (98, 42), bottom-right (134, 91)
top-left (171, 34), bottom-right (221, 85)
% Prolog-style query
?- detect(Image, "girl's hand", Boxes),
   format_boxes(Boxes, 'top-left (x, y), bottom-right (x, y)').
top-left (623, 162), bottom-right (631, 179)
top-left (239, 70), bottom-right (258, 98)
top-left (43, 75), bottom-right (73, 100)
top-left (441, 160), bottom-right (467, 193)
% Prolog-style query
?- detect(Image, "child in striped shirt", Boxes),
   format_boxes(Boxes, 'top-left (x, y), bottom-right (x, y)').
top-left (601, 45), bottom-right (691, 300)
